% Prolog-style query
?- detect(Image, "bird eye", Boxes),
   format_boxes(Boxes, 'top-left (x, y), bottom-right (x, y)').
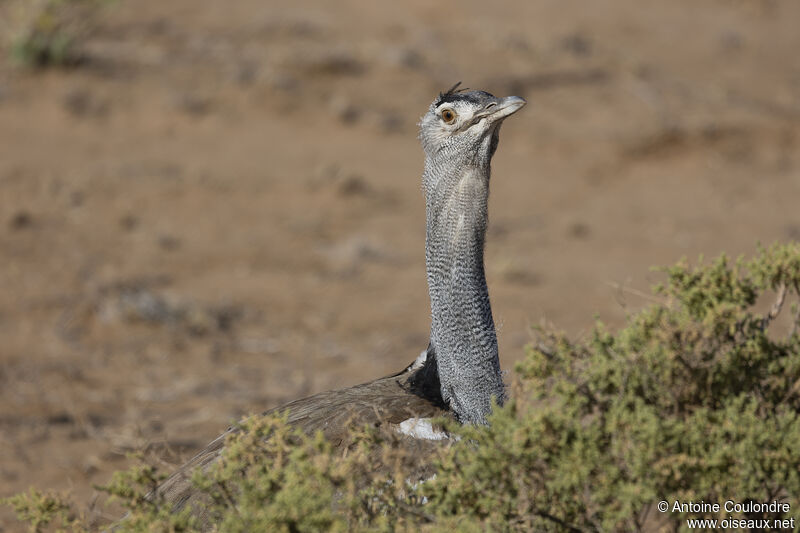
top-left (441, 109), bottom-right (457, 124)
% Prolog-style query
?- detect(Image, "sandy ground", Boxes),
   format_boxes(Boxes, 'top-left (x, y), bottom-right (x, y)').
top-left (1, 0), bottom-right (799, 528)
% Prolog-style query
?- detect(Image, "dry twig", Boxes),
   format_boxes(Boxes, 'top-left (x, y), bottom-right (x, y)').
top-left (761, 283), bottom-right (787, 331)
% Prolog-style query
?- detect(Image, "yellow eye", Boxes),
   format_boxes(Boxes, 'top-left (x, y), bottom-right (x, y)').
top-left (441, 109), bottom-right (456, 124)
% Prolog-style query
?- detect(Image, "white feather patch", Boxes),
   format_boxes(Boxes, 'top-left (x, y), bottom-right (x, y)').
top-left (409, 349), bottom-right (428, 371)
top-left (396, 418), bottom-right (449, 441)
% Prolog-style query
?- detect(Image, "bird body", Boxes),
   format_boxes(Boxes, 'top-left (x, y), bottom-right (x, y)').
top-left (152, 358), bottom-right (446, 520)
top-left (138, 85), bottom-right (525, 525)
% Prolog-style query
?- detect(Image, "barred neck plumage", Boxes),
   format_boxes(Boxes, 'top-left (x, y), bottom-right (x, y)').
top-left (423, 144), bottom-right (502, 424)
top-left (418, 87), bottom-right (525, 424)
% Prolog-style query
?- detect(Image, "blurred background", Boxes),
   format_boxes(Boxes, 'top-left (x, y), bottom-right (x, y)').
top-left (0, 0), bottom-right (798, 526)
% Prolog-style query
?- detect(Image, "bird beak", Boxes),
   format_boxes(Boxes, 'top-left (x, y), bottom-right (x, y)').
top-left (482, 95), bottom-right (526, 122)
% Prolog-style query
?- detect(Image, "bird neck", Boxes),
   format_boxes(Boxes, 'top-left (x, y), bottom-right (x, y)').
top-left (422, 151), bottom-right (504, 425)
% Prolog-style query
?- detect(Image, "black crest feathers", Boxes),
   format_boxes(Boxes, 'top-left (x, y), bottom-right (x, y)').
top-left (435, 82), bottom-right (470, 106)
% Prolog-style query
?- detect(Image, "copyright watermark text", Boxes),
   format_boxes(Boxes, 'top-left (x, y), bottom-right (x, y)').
top-left (657, 500), bottom-right (794, 530)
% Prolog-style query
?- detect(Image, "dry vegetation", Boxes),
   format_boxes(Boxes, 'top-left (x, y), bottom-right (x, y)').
top-left (6, 245), bottom-right (800, 531)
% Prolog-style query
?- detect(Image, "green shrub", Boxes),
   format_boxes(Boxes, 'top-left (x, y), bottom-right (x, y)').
top-left (5, 243), bottom-right (800, 532)
top-left (5, 0), bottom-right (109, 67)
top-left (3, 488), bottom-right (83, 532)
top-left (423, 243), bottom-right (800, 531)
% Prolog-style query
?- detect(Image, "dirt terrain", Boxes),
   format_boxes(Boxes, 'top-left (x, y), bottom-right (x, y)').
top-left (1, 0), bottom-right (799, 528)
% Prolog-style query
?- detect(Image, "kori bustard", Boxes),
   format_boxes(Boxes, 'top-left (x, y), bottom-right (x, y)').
top-left (149, 84), bottom-right (526, 518)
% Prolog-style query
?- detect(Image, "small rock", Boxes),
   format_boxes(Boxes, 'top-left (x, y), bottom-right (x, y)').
top-left (69, 190), bottom-right (85, 207)
top-left (210, 305), bottom-right (242, 332)
top-left (63, 88), bottom-right (108, 118)
top-left (8, 211), bottom-right (33, 230)
top-left (329, 95), bottom-right (360, 124)
top-left (561, 33), bottom-right (592, 56)
top-left (337, 174), bottom-right (370, 196)
top-left (1, 468), bottom-right (19, 482)
top-left (47, 412), bottom-right (75, 425)
top-left (119, 214), bottom-right (139, 231)
top-left (378, 112), bottom-right (404, 134)
top-left (158, 235), bottom-right (181, 251)
top-left (145, 17), bottom-right (172, 37)
top-left (235, 61), bottom-right (258, 85)
top-left (301, 50), bottom-right (364, 77)
top-left (63, 88), bottom-right (91, 116)
top-left (175, 93), bottom-right (213, 116)
top-left (488, 223), bottom-right (510, 240)
top-left (502, 268), bottom-right (541, 286)
top-left (567, 222), bottom-right (591, 239)
top-left (718, 30), bottom-right (744, 54)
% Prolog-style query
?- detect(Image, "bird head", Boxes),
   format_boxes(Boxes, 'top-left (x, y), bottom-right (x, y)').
top-left (419, 83), bottom-right (526, 163)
